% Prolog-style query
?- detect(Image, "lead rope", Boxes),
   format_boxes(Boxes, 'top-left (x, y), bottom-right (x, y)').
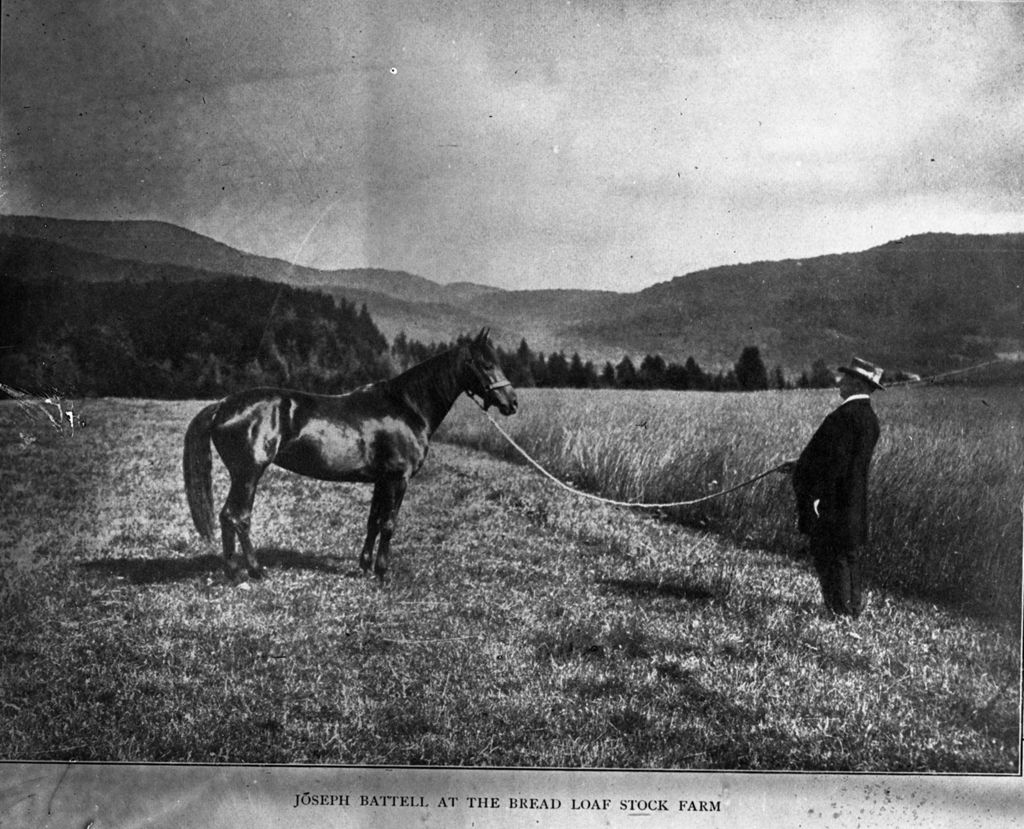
top-left (883, 358), bottom-right (1006, 387)
top-left (465, 392), bottom-right (787, 508)
top-left (464, 357), bottom-right (1009, 509)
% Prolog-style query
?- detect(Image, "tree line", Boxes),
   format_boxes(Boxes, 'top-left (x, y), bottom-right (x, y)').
top-left (392, 335), bottom-right (836, 391)
top-left (1, 275), bottom-right (837, 399)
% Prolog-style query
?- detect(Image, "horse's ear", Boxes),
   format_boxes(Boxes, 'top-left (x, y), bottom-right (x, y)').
top-left (477, 327), bottom-right (490, 345)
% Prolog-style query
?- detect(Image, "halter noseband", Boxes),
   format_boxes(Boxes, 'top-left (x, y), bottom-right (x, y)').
top-left (466, 356), bottom-right (511, 406)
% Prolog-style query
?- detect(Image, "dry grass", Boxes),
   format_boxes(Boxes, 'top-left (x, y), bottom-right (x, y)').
top-left (0, 397), bottom-right (1019, 771)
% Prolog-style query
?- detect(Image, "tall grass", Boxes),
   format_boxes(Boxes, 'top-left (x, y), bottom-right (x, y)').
top-left (439, 386), bottom-right (1023, 619)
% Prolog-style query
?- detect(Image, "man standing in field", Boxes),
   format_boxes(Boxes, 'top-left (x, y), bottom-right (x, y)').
top-left (784, 357), bottom-right (883, 617)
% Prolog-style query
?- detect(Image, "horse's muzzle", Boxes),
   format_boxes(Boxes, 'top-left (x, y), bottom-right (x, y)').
top-left (492, 387), bottom-right (518, 416)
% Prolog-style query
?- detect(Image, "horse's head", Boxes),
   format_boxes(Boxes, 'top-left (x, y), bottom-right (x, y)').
top-left (464, 328), bottom-right (518, 415)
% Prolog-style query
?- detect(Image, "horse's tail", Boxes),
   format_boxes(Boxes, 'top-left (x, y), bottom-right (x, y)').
top-left (183, 402), bottom-right (220, 540)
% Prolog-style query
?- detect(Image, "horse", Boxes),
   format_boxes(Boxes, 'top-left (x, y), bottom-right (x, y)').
top-left (182, 328), bottom-right (517, 580)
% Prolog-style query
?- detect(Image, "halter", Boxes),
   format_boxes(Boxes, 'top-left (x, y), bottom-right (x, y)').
top-left (466, 356), bottom-right (511, 407)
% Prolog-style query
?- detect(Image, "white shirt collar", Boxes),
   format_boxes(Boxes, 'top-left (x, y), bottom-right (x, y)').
top-left (839, 394), bottom-right (871, 405)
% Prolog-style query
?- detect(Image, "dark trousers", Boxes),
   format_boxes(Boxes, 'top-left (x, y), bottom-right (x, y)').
top-left (811, 538), bottom-right (863, 617)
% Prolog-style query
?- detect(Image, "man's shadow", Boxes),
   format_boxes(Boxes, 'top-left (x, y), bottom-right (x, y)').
top-left (79, 547), bottom-right (357, 585)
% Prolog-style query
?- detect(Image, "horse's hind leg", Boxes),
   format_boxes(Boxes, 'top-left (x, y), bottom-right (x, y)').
top-left (219, 509), bottom-right (239, 578)
top-left (359, 482), bottom-right (384, 572)
top-left (210, 398), bottom-right (283, 581)
top-left (373, 477), bottom-right (407, 580)
top-left (220, 467), bottom-right (267, 580)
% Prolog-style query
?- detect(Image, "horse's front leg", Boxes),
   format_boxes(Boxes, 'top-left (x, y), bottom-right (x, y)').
top-left (359, 482), bottom-right (384, 572)
top-left (374, 477), bottom-right (407, 580)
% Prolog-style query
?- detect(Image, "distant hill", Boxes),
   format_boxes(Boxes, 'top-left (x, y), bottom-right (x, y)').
top-left (0, 231), bottom-right (238, 286)
top-left (0, 214), bottom-right (302, 283)
top-left (0, 215), bottom-right (621, 354)
top-left (577, 233), bottom-right (1024, 373)
top-left (2, 214), bottom-right (1021, 374)
top-left (0, 215), bottom-right (485, 306)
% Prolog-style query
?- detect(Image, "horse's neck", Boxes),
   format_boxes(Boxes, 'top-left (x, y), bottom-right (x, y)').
top-left (386, 347), bottom-right (466, 432)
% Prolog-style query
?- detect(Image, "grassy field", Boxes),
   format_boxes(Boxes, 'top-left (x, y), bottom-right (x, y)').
top-left (0, 395), bottom-right (1020, 771)
top-left (439, 386), bottom-right (1024, 620)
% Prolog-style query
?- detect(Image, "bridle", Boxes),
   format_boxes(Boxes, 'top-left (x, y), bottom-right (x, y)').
top-left (465, 354), bottom-right (511, 408)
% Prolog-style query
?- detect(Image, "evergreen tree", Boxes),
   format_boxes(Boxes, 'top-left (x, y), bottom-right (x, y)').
top-left (807, 358), bottom-right (835, 388)
top-left (546, 351), bottom-right (570, 387)
top-left (684, 356), bottom-right (706, 390)
top-left (391, 330), bottom-right (410, 370)
top-left (734, 345), bottom-right (769, 390)
top-left (664, 361), bottom-right (689, 390)
top-left (531, 352), bottom-right (550, 387)
top-left (567, 352), bottom-right (590, 388)
top-left (615, 355), bottom-right (638, 389)
top-left (638, 353), bottom-right (667, 388)
top-left (512, 338), bottom-right (536, 386)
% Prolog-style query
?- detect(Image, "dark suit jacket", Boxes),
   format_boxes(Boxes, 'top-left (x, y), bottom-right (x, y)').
top-left (792, 397), bottom-right (880, 549)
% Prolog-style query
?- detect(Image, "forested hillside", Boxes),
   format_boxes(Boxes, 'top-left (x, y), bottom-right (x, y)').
top-left (575, 233), bottom-right (1024, 372)
top-left (0, 277), bottom-right (389, 398)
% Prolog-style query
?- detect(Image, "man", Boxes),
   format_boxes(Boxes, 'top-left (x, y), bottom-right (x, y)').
top-left (785, 357), bottom-right (883, 617)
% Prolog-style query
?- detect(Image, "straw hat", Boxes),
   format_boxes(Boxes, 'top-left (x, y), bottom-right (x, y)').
top-left (838, 357), bottom-right (884, 390)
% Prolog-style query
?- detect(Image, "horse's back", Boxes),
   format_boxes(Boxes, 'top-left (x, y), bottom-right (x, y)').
top-left (212, 385), bottom-right (430, 483)
top-left (290, 388), bottom-right (430, 482)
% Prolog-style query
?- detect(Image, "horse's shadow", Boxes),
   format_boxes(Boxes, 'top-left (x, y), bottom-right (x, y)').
top-left (597, 577), bottom-right (717, 603)
top-left (79, 547), bottom-right (358, 585)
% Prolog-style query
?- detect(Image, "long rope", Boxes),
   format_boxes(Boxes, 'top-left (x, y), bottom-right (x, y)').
top-left (465, 356), bottom-right (1010, 509)
top-left (885, 359), bottom-right (1006, 387)
top-left (468, 396), bottom-right (787, 509)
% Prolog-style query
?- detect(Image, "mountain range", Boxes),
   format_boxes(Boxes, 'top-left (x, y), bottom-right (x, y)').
top-left (2, 214), bottom-right (1021, 375)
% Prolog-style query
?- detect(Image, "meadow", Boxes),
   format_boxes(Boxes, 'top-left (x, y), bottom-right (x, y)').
top-left (0, 391), bottom-right (1020, 771)
top-left (439, 386), bottom-right (1024, 620)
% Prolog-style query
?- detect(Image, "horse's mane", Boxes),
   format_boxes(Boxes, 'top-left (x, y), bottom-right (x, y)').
top-left (380, 342), bottom-right (467, 415)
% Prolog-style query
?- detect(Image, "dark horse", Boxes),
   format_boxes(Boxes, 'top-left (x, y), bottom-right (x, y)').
top-left (183, 329), bottom-right (517, 580)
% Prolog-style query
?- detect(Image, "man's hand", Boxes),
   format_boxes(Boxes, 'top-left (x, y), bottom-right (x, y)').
top-left (776, 459), bottom-right (798, 474)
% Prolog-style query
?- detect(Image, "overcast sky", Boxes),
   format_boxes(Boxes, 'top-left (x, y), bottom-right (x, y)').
top-left (2, 0), bottom-right (1022, 291)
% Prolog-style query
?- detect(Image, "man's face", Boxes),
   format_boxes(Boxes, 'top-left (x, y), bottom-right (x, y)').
top-left (838, 373), bottom-right (870, 399)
